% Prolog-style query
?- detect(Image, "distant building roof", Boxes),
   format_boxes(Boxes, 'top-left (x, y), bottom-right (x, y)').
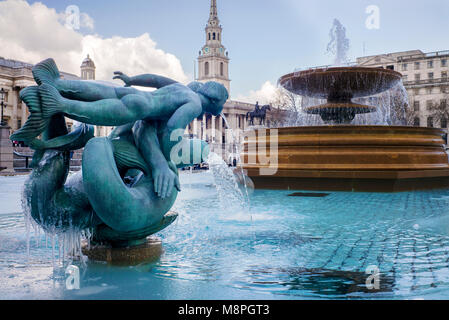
top-left (0, 56), bottom-right (80, 80)
top-left (0, 57), bottom-right (33, 69)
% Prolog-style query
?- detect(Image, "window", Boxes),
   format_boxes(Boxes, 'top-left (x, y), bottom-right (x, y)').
top-left (414, 88), bottom-right (420, 95)
top-left (442, 71), bottom-right (448, 79)
top-left (442, 118), bottom-right (448, 128)
top-left (402, 63), bottom-right (408, 71)
top-left (220, 62), bottom-right (224, 76)
top-left (205, 62), bottom-right (209, 76)
top-left (17, 119), bottom-right (22, 129)
top-left (426, 100), bottom-right (434, 110)
top-left (415, 74), bottom-right (421, 81)
top-left (441, 99), bottom-right (448, 108)
top-left (386, 65), bottom-right (394, 70)
top-left (413, 101), bottom-right (420, 111)
top-left (427, 87), bottom-right (433, 94)
top-left (414, 117), bottom-right (420, 127)
top-left (218, 33), bottom-right (220, 41)
top-left (415, 62), bottom-right (420, 70)
top-left (442, 86), bottom-right (449, 93)
top-left (403, 75), bottom-right (408, 81)
top-left (213, 33), bottom-right (216, 40)
top-left (442, 59), bottom-right (448, 67)
top-left (208, 33), bottom-right (211, 40)
top-left (428, 72), bottom-right (434, 79)
top-left (428, 60), bottom-right (434, 68)
top-left (427, 117), bottom-right (434, 128)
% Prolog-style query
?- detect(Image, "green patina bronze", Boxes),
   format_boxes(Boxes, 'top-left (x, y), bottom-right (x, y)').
top-left (11, 58), bottom-right (228, 247)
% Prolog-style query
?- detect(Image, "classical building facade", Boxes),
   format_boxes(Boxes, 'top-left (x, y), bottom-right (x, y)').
top-left (356, 50), bottom-right (449, 129)
top-left (0, 55), bottom-right (113, 138)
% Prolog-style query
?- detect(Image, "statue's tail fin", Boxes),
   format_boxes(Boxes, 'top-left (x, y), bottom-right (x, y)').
top-left (38, 84), bottom-right (64, 119)
top-left (32, 58), bottom-right (61, 87)
top-left (10, 86), bottom-right (50, 142)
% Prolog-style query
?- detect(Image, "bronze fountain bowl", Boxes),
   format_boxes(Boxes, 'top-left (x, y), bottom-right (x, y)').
top-left (279, 67), bottom-right (402, 100)
top-left (279, 67), bottom-right (403, 123)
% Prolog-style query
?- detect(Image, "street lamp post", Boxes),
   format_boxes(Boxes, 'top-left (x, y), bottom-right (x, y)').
top-left (0, 88), bottom-right (5, 126)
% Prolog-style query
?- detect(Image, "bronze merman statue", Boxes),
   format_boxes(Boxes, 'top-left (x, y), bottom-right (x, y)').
top-left (11, 58), bottom-right (228, 248)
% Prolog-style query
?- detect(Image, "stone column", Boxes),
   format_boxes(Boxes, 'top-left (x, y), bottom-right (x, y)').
top-left (11, 88), bottom-right (18, 131)
top-left (202, 114), bottom-right (207, 140)
top-left (193, 118), bottom-right (198, 138)
top-left (0, 125), bottom-right (13, 172)
top-left (218, 115), bottom-right (223, 144)
top-left (212, 115), bottom-right (216, 142)
top-left (21, 101), bottom-right (27, 126)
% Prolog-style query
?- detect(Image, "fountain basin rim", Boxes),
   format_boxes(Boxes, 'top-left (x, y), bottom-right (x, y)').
top-left (281, 66), bottom-right (402, 78)
top-left (279, 66), bottom-right (403, 99)
top-left (245, 125), bottom-right (447, 135)
top-left (241, 125), bottom-right (449, 191)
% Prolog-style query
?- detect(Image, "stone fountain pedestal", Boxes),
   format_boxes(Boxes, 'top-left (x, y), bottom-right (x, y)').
top-left (82, 237), bottom-right (163, 265)
top-left (0, 126), bottom-right (14, 173)
top-left (242, 126), bottom-right (449, 192)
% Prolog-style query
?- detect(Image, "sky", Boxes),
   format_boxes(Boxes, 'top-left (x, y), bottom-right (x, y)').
top-left (1, 0), bottom-right (448, 103)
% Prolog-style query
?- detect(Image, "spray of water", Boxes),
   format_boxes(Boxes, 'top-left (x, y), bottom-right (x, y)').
top-left (220, 113), bottom-right (251, 207)
top-left (326, 19), bottom-right (351, 66)
top-left (279, 18), bottom-right (411, 128)
top-left (204, 113), bottom-right (252, 217)
top-left (207, 152), bottom-right (247, 213)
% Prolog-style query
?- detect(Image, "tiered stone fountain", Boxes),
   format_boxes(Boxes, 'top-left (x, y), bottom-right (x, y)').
top-left (242, 67), bottom-right (449, 192)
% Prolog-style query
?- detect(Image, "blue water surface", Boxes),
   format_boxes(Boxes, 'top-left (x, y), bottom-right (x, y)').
top-left (2, 172), bottom-right (449, 300)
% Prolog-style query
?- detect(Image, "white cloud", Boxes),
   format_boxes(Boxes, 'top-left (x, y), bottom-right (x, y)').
top-left (57, 6), bottom-right (95, 31)
top-left (0, 0), bottom-right (188, 83)
top-left (235, 81), bottom-right (278, 105)
top-left (80, 12), bottom-right (95, 30)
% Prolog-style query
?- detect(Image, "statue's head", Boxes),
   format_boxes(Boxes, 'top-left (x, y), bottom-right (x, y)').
top-left (188, 81), bottom-right (229, 116)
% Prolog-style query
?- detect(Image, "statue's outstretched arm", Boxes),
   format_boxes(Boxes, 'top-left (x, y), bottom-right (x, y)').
top-left (133, 120), bottom-right (181, 199)
top-left (113, 72), bottom-right (178, 89)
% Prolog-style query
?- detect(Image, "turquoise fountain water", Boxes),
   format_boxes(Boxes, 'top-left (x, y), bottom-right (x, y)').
top-left (3, 172), bottom-right (449, 299)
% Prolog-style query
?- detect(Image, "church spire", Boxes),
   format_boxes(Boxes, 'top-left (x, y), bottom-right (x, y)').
top-left (208, 0), bottom-right (219, 26)
top-left (198, 0), bottom-right (230, 95)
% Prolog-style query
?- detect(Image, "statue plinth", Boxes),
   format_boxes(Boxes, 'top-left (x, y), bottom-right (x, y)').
top-left (0, 126), bottom-right (14, 173)
top-left (82, 237), bottom-right (163, 265)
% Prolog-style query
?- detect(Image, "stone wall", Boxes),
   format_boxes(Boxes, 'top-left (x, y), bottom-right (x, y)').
top-left (0, 126), bottom-right (13, 172)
